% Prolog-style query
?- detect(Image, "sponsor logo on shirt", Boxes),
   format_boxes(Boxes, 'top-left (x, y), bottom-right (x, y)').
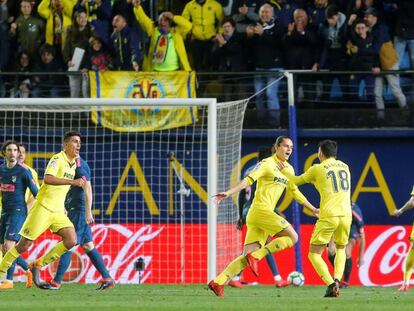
top-left (64, 172), bottom-right (75, 179)
top-left (0, 183), bottom-right (16, 192)
top-left (273, 176), bottom-right (288, 185)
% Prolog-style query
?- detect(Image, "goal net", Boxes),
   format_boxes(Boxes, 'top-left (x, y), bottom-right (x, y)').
top-left (0, 98), bottom-right (248, 284)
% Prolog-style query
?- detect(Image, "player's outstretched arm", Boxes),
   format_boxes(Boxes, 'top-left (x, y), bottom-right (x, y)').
top-left (277, 162), bottom-right (308, 186)
top-left (213, 179), bottom-right (249, 204)
top-left (44, 174), bottom-right (85, 187)
top-left (393, 195), bottom-right (414, 216)
top-left (303, 200), bottom-right (320, 218)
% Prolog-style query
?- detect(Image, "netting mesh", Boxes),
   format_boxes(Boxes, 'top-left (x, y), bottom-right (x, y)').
top-left (0, 98), bottom-right (247, 284)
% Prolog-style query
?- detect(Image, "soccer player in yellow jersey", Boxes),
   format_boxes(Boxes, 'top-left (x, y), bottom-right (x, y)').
top-left (393, 186), bottom-right (414, 292)
top-left (278, 139), bottom-right (352, 297)
top-left (208, 136), bottom-right (319, 297)
top-left (0, 131), bottom-right (85, 288)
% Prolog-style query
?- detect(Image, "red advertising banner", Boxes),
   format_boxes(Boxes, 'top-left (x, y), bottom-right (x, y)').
top-left (241, 224), bottom-right (412, 287)
top-left (12, 224), bottom-right (412, 286)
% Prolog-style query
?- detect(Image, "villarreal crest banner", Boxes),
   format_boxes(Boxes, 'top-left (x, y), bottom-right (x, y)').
top-left (89, 71), bottom-right (197, 132)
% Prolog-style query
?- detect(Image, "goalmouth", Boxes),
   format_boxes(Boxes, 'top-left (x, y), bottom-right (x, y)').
top-left (0, 97), bottom-right (248, 284)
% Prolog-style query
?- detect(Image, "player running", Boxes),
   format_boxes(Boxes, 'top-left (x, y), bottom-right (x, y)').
top-left (278, 139), bottom-right (352, 298)
top-left (393, 186), bottom-right (414, 292)
top-left (230, 146), bottom-right (290, 288)
top-left (42, 156), bottom-right (115, 290)
top-left (208, 136), bottom-right (318, 297)
top-left (0, 131), bottom-right (85, 288)
top-left (0, 141), bottom-right (38, 289)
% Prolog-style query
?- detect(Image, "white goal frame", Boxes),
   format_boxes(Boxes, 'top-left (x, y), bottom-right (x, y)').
top-left (0, 97), bottom-right (219, 281)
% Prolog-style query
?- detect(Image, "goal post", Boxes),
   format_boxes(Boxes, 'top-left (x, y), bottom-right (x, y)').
top-left (0, 97), bottom-right (248, 284)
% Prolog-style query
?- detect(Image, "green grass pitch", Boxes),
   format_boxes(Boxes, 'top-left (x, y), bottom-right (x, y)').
top-left (1, 284), bottom-right (414, 310)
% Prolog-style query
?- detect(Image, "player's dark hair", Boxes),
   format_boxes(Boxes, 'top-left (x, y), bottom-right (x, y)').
top-left (319, 139), bottom-right (337, 158)
top-left (1, 140), bottom-right (19, 156)
top-left (63, 131), bottom-right (82, 143)
top-left (257, 146), bottom-right (273, 161)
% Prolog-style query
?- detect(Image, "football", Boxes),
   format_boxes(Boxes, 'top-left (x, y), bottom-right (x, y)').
top-left (287, 271), bottom-right (305, 287)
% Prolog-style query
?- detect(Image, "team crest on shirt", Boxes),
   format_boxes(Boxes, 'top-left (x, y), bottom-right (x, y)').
top-left (23, 228), bottom-right (30, 235)
top-left (11, 176), bottom-right (16, 183)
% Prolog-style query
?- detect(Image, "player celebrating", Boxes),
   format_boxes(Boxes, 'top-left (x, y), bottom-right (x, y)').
top-left (42, 156), bottom-right (115, 290)
top-left (328, 202), bottom-right (365, 288)
top-left (278, 140), bottom-right (351, 297)
top-left (0, 141), bottom-right (38, 289)
top-left (393, 186), bottom-right (414, 292)
top-left (0, 131), bottom-right (85, 288)
top-left (230, 146), bottom-right (290, 288)
top-left (208, 136), bottom-right (318, 297)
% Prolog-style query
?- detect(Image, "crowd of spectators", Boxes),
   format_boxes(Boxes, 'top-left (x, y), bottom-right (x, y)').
top-left (0, 0), bottom-right (413, 117)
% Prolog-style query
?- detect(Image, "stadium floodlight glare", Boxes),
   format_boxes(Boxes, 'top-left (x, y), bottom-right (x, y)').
top-left (0, 97), bottom-right (248, 284)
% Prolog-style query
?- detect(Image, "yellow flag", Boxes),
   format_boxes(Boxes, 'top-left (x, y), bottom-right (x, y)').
top-left (90, 71), bottom-right (197, 132)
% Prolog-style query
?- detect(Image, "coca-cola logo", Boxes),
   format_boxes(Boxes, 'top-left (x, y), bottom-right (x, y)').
top-left (26, 224), bottom-right (164, 284)
top-left (359, 226), bottom-right (411, 287)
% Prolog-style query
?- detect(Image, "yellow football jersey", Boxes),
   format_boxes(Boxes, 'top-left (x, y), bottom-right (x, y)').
top-left (36, 151), bottom-right (76, 212)
top-left (244, 155), bottom-right (306, 212)
top-left (282, 157), bottom-right (351, 219)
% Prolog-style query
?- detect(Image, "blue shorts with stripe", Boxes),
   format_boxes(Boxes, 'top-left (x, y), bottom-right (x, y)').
top-left (0, 212), bottom-right (26, 243)
top-left (68, 211), bottom-right (93, 245)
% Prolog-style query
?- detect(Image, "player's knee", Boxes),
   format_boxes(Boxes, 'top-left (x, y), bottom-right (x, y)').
top-left (64, 235), bottom-right (77, 249)
top-left (81, 242), bottom-right (94, 252)
top-left (3, 241), bottom-right (15, 253)
top-left (16, 238), bottom-right (32, 253)
top-left (290, 231), bottom-right (299, 245)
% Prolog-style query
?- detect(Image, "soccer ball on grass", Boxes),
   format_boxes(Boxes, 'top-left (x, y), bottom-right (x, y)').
top-left (287, 271), bottom-right (305, 287)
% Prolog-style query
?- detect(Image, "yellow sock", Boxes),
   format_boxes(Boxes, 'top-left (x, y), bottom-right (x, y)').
top-left (404, 248), bottom-right (414, 285)
top-left (214, 255), bottom-right (248, 285)
top-left (251, 236), bottom-right (294, 260)
top-left (37, 242), bottom-right (68, 267)
top-left (0, 247), bottom-right (20, 278)
top-left (334, 247), bottom-right (346, 281)
top-left (308, 252), bottom-right (334, 285)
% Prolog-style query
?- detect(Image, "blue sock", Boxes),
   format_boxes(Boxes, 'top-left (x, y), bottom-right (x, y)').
top-left (265, 253), bottom-right (279, 277)
top-left (6, 259), bottom-right (17, 281)
top-left (16, 256), bottom-right (29, 271)
top-left (87, 248), bottom-right (110, 279)
top-left (54, 251), bottom-right (71, 284)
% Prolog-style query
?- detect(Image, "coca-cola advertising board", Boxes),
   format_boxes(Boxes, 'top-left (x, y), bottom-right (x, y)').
top-left (11, 223), bottom-right (412, 286)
